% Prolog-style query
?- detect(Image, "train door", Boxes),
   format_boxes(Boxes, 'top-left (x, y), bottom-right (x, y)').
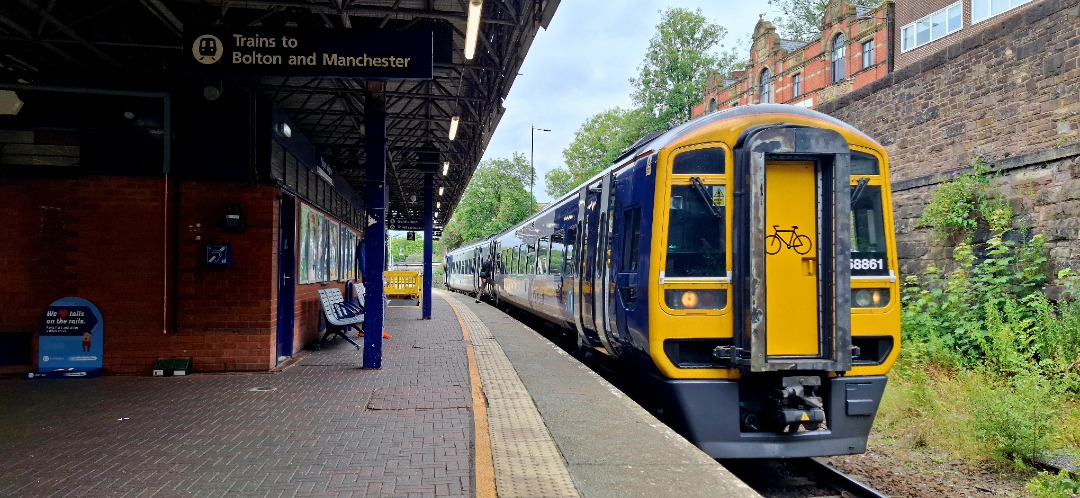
top-left (580, 186), bottom-right (599, 335)
top-left (473, 248), bottom-right (481, 294)
top-left (611, 168), bottom-right (640, 351)
top-left (731, 124), bottom-right (852, 373)
top-left (489, 240), bottom-right (500, 302)
top-left (572, 187), bottom-right (594, 349)
top-left (764, 161), bottom-right (818, 356)
top-left (592, 173), bottom-right (618, 355)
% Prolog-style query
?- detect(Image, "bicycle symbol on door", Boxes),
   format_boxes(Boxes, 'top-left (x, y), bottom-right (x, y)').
top-left (765, 225), bottom-right (812, 255)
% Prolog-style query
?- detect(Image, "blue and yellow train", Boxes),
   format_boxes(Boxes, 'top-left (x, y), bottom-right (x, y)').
top-left (445, 104), bottom-right (900, 459)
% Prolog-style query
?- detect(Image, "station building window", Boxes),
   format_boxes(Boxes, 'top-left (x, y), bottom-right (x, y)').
top-left (793, 74), bottom-right (802, 98)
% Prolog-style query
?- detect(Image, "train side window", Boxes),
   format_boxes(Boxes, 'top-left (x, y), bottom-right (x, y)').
top-left (851, 151), bottom-right (880, 175)
top-left (549, 233), bottom-right (563, 276)
top-left (564, 227), bottom-right (576, 276)
top-left (537, 238), bottom-right (549, 275)
top-left (526, 244), bottom-right (536, 274)
top-left (517, 245), bottom-right (526, 274)
top-left (850, 185), bottom-right (889, 276)
top-left (622, 207), bottom-right (642, 271)
top-left (672, 147), bottom-right (725, 175)
top-left (665, 184), bottom-right (726, 277)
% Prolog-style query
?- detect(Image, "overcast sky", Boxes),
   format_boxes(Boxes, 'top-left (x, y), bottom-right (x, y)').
top-left (478, 0), bottom-right (776, 202)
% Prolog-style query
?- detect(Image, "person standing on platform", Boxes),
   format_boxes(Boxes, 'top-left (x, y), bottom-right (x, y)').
top-left (476, 254), bottom-right (493, 303)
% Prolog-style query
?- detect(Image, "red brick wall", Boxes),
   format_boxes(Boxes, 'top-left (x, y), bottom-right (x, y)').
top-left (0, 177), bottom-right (288, 374)
top-left (172, 182), bottom-right (279, 372)
top-left (695, 0), bottom-right (889, 115)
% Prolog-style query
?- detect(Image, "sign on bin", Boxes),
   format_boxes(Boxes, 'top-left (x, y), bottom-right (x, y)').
top-left (30, 297), bottom-right (104, 379)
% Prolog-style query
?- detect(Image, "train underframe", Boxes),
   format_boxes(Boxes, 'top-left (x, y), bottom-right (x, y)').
top-left (651, 370), bottom-right (888, 459)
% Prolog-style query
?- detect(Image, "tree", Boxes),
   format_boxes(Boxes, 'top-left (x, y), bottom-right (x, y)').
top-left (767, 0), bottom-right (879, 42)
top-left (544, 107), bottom-right (651, 198)
top-left (388, 234), bottom-right (444, 263)
top-left (630, 7), bottom-right (742, 129)
top-left (441, 153), bottom-right (533, 249)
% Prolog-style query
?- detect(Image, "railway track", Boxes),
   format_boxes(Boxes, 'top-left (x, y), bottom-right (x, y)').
top-left (502, 305), bottom-right (892, 497)
top-left (721, 457), bottom-right (888, 498)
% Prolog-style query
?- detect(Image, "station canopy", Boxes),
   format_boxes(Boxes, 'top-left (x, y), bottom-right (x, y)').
top-left (0, 0), bottom-right (559, 231)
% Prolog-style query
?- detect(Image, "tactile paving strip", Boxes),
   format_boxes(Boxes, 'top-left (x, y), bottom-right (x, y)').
top-left (444, 293), bottom-right (580, 498)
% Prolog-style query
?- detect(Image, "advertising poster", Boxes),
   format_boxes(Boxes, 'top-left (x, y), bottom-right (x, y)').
top-left (343, 229), bottom-right (355, 279)
top-left (328, 219), bottom-right (340, 281)
top-left (315, 213), bottom-right (327, 281)
top-left (299, 204), bottom-right (312, 283)
top-left (30, 297), bottom-right (104, 379)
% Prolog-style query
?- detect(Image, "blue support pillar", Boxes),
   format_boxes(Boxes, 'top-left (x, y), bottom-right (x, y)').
top-left (422, 173), bottom-right (434, 319)
top-left (362, 84), bottom-right (386, 369)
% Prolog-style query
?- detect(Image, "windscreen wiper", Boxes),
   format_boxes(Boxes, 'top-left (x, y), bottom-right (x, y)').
top-left (850, 177), bottom-right (870, 207)
top-left (690, 176), bottom-right (722, 218)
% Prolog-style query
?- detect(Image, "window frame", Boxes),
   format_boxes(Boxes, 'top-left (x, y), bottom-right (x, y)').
top-left (971, 0), bottom-right (1031, 24)
top-left (792, 73), bottom-right (802, 98)
top-left (830, 33), bottom-right (846, 84)
top-left (861, 40), bottom-right (875, 70)
top-left (759, 68), bottom-right (771, 104)
top-left (901, 2), bottom-right (963, 52)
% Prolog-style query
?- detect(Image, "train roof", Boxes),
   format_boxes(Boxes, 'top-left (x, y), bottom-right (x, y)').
top-left (615, 103), bottom-right (881, 163)
top-left (451, 104), bottom-right (883, 252)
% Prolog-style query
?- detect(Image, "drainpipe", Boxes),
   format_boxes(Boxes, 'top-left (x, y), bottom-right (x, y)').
top-left (886, 0), bottom-right (895, 74)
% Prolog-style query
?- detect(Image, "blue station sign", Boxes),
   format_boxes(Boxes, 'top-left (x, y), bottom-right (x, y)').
top-left (185, 28), bottom-right (433, 79)
top-left (30, 297), bottom-right (104, 379)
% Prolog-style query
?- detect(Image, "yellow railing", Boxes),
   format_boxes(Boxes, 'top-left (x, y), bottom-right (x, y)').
top-left (384, 271), bottom-right (422, 299)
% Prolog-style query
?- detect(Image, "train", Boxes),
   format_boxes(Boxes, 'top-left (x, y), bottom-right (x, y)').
top-left (444, 104), bottom-right (900, 459)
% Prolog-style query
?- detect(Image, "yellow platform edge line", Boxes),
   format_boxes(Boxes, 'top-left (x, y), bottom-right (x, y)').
top-left (444, 293), bottom-right (497, 498)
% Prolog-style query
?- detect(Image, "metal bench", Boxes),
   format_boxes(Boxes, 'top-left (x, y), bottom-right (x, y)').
top-left (316, 288), bottom-right (364, 350)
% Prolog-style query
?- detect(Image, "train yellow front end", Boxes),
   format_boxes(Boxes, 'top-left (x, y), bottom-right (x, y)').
top-left (646, 106), bottom-right (900, 458)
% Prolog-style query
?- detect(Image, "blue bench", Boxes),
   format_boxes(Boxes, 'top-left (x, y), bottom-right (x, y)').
top-left (316, 288), bottom-right (364, 350)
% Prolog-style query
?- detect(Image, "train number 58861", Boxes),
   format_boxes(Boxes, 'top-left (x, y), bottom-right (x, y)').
top-left (851, 258), bottom-right (884, 270)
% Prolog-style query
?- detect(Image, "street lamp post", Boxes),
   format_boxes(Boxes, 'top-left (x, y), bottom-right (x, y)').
top-left (530, 125), bottom-right (550, 214)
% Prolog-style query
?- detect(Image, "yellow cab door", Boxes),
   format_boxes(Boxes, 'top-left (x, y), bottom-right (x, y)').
top-left (764, 161), bottom-right (819, 357)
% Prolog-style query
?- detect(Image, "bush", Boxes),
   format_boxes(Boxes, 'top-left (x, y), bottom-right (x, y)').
top-left (1026, 470), bottom-right (1080, 498)
top-left (969, 369), bottom-right (1062, 460)
top-left (918, 156), bottom-right (1012, 241)
top-left (899, 156), bottom-right (1080, 466)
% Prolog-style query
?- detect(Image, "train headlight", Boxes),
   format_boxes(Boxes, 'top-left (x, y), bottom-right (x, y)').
top-left (852, 288), bottom-right (889, 308)
top-left (665, 289), bottom-right (726, 310)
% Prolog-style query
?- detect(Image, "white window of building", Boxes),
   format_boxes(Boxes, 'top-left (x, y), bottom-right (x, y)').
top-left (708, 98), bottom-right (718, 113)
top-left (901, 2), bottom-right (962, 52)
top-left (793, 73), bottom-right (802, 98)
top-left (972, 0), bottom-right (1032, 24)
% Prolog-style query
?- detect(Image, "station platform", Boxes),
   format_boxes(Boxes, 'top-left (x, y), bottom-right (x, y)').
top-left (0, 289), bottom-right (757, 497)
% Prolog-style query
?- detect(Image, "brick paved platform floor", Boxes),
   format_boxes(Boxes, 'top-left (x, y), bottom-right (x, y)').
top-left (0, 291), bottom-right (756, 498)
top-left (0, 296), bottom-right (473, 498)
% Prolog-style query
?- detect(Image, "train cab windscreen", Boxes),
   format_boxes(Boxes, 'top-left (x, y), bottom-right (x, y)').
top-left (665, 184), bottom-right (726, 278)
top-left (850, 185), bottom-right (889, 276)
top-left (849, 152), bottom-right (889, 278)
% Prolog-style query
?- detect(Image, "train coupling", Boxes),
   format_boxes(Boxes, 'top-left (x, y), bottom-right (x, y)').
top-left (740, 375), bottom-right (826, 432)
top-left (775, 376), bottom-right (825, 431)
